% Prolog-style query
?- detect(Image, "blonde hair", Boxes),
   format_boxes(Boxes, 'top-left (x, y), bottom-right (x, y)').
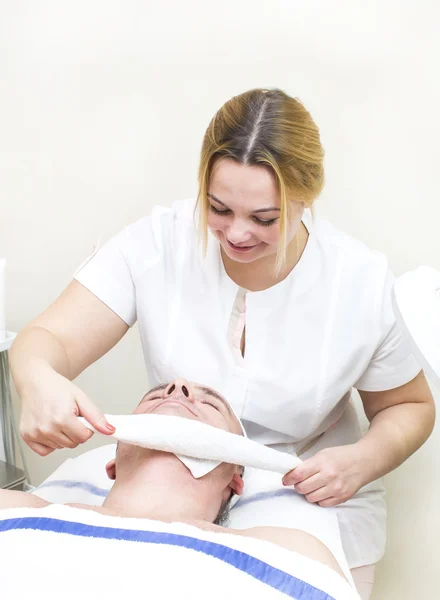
top-left (196, 88), bottom-right (325, 273)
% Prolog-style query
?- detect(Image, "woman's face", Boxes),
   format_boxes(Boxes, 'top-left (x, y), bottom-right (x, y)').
top-left (207, 158), bottom-right (303, 264)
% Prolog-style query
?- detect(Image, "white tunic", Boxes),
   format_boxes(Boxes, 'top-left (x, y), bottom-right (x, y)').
top-left (75, 198), bottom-right (421, 568)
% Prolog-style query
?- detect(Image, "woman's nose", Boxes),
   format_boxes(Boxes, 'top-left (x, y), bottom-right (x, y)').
top-left (226, 220), bottom-right (252, 244)
top-left (163, 379), bottom-right (195, 402)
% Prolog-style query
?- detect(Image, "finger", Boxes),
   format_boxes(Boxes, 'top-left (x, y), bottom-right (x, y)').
top-left (76, 392), bottom-right (115, 435)
top-left (318, 497), bottom-right (339, 508)
top-left (27, 441), bottom-right (55, 457)
top-left (33, 434), bottom-right (64, 450)
top-left (305, 486), bottom-right (333, 504)
top-left (63, 416), bottom-right (95, 445)
top-left (294, 473), bottom-right (327, 495)
top-left (55, 432), bottom-right (83, 449)
top-left (283, 460), bottom-right (320, 486)
top-left (37, 430), bottom-right (72, 450)
top-left (22, 430), bottom-right (62, 451)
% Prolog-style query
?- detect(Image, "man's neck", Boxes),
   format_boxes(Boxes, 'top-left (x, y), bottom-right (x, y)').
top-left (102, 455), bottom-right (220, 524)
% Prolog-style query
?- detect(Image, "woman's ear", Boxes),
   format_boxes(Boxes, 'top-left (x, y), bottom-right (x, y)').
top-left (105, 459), bottom-right (116, 480)
top-left (228, 472), bottom-right (244, 496)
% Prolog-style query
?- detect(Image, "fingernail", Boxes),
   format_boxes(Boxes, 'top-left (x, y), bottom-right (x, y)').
top-left (106, 424), bottom-right (115, 432)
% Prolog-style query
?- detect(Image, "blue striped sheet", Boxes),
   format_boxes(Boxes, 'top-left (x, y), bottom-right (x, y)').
top-left (34, 480), bottom-right (294, 509)
top-left (0, 517), bottom-right (336, 600)
top-left (234, 488), bottom-right (296, 508)
top-left (35, 480), bottom-right (109, 498)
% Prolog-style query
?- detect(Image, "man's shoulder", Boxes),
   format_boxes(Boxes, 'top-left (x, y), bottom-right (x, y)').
top-left (192, 522), bottom-right (330, 554)
top-left (0, 489), bottom-right (50, 511)
top-left (237, 526), bottom-right (346, 579)
top-left (237, 525), bottom-right (322, 550)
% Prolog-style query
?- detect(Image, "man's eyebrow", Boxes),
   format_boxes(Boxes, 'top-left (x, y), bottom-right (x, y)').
top-left (198, 386), bottom-right (234, 416)
top-left (207, 193), bottom-right (280, 214)
top-left (139, 383), bottom-right (167, 404)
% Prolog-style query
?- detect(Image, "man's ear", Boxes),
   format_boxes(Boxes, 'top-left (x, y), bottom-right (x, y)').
top-left (106, 459), bottom-right (116, 481)
top-left (228, 472), bottom-right (244, 496)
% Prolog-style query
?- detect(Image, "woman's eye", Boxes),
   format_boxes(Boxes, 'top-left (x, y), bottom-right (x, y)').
top-left (209, 203), bottom-right (277, 226)
top-left (253, 217), bottom-right (278, 227)
top-left (209, 204), bottom-right (231, 216)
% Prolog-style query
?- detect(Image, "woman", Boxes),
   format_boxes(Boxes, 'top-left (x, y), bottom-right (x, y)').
top-left (10, 88), bottom-right (435, 599)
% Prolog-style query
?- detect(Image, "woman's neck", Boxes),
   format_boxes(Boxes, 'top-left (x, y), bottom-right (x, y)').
top-left (222, 223), bottom-right (309, 292)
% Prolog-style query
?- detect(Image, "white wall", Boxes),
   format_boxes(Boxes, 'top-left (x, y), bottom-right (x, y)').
top-left (1, 2), bottom-right (439, 598)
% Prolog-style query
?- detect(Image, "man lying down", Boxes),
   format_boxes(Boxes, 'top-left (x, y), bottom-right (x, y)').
top-left (0, 379), bottom-right (359, 600)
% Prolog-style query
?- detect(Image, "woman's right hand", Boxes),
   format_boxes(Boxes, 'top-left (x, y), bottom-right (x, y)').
top-left (19, 365), bottom-right (115, 456)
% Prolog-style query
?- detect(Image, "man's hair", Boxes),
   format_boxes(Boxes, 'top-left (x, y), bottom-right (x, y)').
top-left (213, 468), bottom-right (244, 527)
top-left (214, 497), bottom-right (232, 527)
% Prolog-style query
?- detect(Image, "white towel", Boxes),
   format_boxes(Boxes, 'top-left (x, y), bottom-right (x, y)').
top-left (0, 504), bottom-right (359, 600)
top-left (32, 445), bottom-right (354, 584)
top-left (78, 414), bottom-right (302, 476)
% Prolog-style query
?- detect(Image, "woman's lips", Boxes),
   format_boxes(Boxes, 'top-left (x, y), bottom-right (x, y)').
top-left (226, 239), bottom-right (258, 253)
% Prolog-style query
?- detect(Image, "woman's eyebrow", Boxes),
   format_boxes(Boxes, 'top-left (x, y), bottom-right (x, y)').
top-left (207, 192), bottom-right (280, 214)
top-left (253, 207), bottom-right (280, 214)
top-left (207, 192), bottom-right (226, 205)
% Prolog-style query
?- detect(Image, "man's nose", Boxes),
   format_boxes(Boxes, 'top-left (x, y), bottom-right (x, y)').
top-left (163, 379), bottom-right (195, 403)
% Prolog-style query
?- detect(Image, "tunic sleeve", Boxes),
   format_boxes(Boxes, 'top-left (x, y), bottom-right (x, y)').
top-left (354, 266), bottom-right (421, 391)
top-left (74, 206), bottom-right (172, 326)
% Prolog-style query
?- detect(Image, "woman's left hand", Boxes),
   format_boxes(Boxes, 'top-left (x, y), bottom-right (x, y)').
top-left (282, 444), bottom-right (367, 507)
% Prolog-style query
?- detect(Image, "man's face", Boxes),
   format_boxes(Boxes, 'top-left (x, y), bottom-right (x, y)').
top-left (106, 378), bottom-right (245, 501)
top-left (134, 379), bottom-right (243, 436)
top-left (106, 379), bottom-right (244, 522)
